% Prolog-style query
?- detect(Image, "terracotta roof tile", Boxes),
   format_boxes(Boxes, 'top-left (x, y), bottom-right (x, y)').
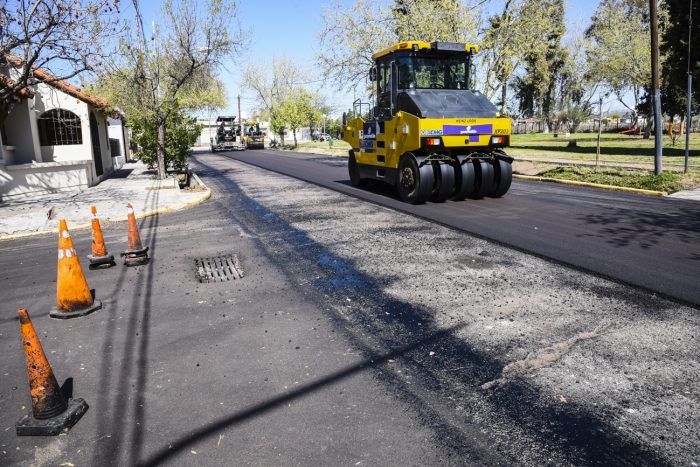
top-left (2, 54), bottom-right (110, 111)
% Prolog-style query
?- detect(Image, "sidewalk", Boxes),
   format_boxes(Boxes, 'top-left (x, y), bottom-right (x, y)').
top-left (0, 160), bottom-right (209, 238)
top-left (668, 188), bottom-right (700, 200)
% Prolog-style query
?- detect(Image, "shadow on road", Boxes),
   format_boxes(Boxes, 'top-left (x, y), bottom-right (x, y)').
top-left (577, 202), bottom-right (700, 250)
top-left (137, 324), bottom-right (467, 466)
top-left (92, 187), bottom-right (160, 466)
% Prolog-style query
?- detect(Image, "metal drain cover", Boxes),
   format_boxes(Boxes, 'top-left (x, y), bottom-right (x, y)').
top-left (195, 255), bottom-right (244, 283)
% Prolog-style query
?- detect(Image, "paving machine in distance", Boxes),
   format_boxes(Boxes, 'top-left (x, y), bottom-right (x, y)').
top-left (211, 116), bottom-right (243, 151)
top-left (243, 121), bottom-right (265, 149)
top-left (342, 41), bottom-right (513, 204)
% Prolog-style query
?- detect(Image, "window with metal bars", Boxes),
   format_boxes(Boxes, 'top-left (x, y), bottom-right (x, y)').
top-left (38, 109), bottom-right (83, 146)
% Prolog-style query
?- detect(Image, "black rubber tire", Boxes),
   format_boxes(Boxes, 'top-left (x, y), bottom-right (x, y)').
top-left (430, 162), bottom-right (455, 203)
top-left (348, 151), bottom-right (365, 187)
top-left (397, 154), bottom-right (434, 204)
top-left (489, 158), bottom-right (513, 198)
top-left (471, 159), bottom-right (495, 199)
top-left (452, 159), bottom-right (476, 201)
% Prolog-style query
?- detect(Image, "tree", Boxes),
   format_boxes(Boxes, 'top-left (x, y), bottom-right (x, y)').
top-left (95, 0), bottom-right (245, 179)
top-left (392, 0), bottom-right (479, 43)
top-left (512, 0), bottom-right (567, 130)
top-left (317, 0), bottom-right (395, 93)
top-left (480, 0), bottom-right (545, 111)
top-left (586, 0), bottom-right (651, 124)
top-left (277, 89), bottom-right (320, 147)
top-left (131, 102), bottom-right (202, 171)
top-left (660, 0), bottom-right (699, 118)
top-left (241, 57), bottom-right (305, 118)
top-left (317, 0), bottom-right (480, 93)
top-left (0, 0), bottom-right (122, 115)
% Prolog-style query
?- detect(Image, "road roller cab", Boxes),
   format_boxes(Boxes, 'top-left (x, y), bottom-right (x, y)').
top-left (342, 41), bottom-right (513, 204)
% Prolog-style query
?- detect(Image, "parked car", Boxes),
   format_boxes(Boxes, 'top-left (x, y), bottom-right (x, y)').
top-left (315, 132), bottom-right (331, 141)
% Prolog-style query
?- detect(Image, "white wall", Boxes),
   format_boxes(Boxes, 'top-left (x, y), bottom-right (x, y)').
top-left (0, 160), bottom-right (91, 201)
top-left (3, 99), bottom-right (41, 165)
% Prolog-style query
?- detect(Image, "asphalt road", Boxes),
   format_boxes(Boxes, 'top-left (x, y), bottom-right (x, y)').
top-left (1, 152), bottom-right (698, 465)
top-left (223, 148), bottom-right (700, 306)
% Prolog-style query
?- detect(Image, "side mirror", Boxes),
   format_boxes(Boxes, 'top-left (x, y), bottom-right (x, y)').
top-left (368, 66), bottom-right (377, 82)
top-left (342, 112), bottom-right (347, 127)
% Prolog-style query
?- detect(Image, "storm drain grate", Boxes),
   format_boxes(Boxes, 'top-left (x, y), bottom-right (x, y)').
top-left (195, 255), bottom-right (244, 283)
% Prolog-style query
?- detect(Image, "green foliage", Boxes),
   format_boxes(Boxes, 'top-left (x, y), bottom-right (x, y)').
top-left (131, 107), bottom-right (202, 172)
top-left (393, 0), bottom-right (479, 43)
top-left (318, 0), bottom-right (480, 92)
top-left (660, 0), bottom-right (699, 117)
top-left (558, 102), bottom-right (593, 133)
top-left (586, 0), bottom-right (650, 116)
top-left (540, 167), bottom-right (683, 193)
top-left (513, 0), bottom-right (566, 126)
top-left (277, 90), bottom-right (320, 147)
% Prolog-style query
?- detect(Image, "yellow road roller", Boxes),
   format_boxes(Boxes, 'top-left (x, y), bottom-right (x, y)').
top-left (342, 41), bottom-right (513, 203)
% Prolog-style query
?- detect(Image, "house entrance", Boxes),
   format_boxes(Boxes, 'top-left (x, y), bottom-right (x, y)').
top-left (90, 113), bottom-right (103, 176)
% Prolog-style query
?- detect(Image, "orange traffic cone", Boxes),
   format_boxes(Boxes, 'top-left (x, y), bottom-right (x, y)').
top-left (120, 203), bottom-right (149, 266)
top-left (16, 308), bottom-right (89, 435)
top-left (49, 219), bottom-right (102, 319)
top-left (87, 206), bottom-right (115, 269)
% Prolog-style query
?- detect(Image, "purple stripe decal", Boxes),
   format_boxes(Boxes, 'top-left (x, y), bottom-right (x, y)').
top-left (469, 135), bottom-right (480, 142)
top-left (443, 124), bottom-right (493, 136)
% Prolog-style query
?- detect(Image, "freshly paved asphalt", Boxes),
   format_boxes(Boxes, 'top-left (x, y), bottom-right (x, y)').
top-left (223, 149), bottom-right (700, 306)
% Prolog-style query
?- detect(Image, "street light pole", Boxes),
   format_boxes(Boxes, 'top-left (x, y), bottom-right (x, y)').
top-left (685, 0), bottom-right (693, 174)
top-left (650, 0), bottom-right (663, 175)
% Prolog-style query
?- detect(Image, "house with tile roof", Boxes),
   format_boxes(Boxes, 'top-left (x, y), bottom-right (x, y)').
top-left (0, 56), bottom-right (130, 201)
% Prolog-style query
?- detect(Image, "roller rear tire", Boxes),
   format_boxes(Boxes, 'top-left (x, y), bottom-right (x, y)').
top-left (430, 162), bottom-right (455, 203)
top-left (471, 159), bottom-right (495, 199)
top-left (489, 159), bottom-right (513, 198)
top-left (453, 159), bottom-right (476, 201)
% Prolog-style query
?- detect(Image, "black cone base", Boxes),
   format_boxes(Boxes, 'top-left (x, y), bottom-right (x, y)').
top-left (121, 247), bottom-right (149, 267)
top-left (88, 253), bottom-right (115, 269)
top-left (49, 300), bottom-right (102, 320)
top-left (16, 398), bottom-right (89, 436)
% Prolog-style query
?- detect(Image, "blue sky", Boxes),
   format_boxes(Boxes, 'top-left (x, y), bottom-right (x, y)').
top-left (129, 0), bottom-right (599, 119)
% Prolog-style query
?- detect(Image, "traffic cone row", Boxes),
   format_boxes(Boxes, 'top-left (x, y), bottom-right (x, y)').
top-left (14, 203), bottom-right (150, 435)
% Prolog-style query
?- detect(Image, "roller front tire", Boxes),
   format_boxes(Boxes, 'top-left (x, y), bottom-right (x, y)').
top-left (397, 154), bottom-right (434, 204)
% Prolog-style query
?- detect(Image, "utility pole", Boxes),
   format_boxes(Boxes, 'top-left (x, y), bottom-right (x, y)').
top-left (650, 0), bottom-right (663, 175)
top-left (685, 0), bottom-right (693, 174)
top-left (237, 94), bottom-right (242, 122)
top-left (596, 95), bottom-right (603, 173)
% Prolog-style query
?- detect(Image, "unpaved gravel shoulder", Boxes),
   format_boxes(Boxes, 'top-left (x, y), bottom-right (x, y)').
top-left (196, 153), bottom-right (699, 465)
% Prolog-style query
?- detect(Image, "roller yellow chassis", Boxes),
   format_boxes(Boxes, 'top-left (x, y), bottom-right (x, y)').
top-left (342, 112), bottom-right (511, 169)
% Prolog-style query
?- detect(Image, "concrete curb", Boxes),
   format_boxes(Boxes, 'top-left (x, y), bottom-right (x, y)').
top-left (513, 174), bottom-right (667, 197)
top-left (0, 173), bottom-right (211, 241)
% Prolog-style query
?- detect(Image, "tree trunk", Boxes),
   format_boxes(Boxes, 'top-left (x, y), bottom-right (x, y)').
top-left (157, 121), bottom-right (167, 179)
top-left (643, 114), bottom-right (653, 139)
top-left (501, 79), bottom-right (507, 114)
top-left (293, 129), bottom-right (297, 147)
